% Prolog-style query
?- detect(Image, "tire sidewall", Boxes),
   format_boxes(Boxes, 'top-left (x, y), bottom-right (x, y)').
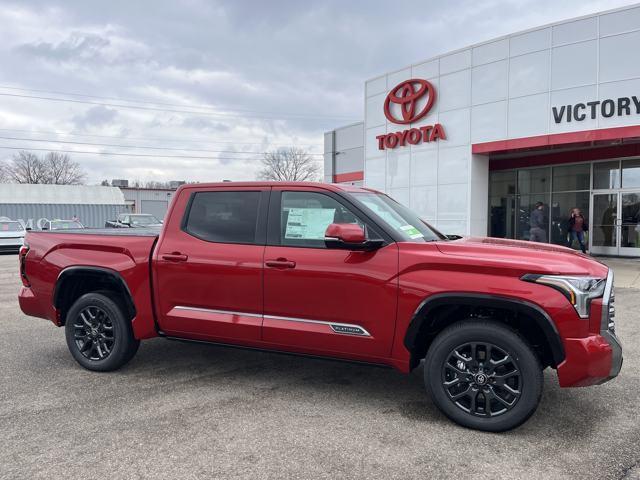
top-left (64, 292), bottom-right (136, 372)
top-left (425, 321), bottom-right (542, 432)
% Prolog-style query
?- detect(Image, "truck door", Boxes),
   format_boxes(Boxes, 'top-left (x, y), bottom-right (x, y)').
top-left (153, 186), bottom-right (269, 342)
top-left (262, 187), bottom-right (399, 359)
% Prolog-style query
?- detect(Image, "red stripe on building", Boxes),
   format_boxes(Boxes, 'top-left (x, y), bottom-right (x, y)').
top-left (333, 171), bottom-right (364, 183)
top-left (472, 125), bottom-right (640, 155)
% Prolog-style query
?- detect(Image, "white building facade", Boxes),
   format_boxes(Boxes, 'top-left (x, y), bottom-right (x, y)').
top-left (328, 4), bottom-right (640, 257)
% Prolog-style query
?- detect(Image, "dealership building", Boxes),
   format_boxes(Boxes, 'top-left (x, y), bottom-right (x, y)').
top-left (325, 4), bottom-right (640, 256)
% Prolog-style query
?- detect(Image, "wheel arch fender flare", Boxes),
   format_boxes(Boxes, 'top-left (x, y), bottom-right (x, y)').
top-left (53, 266), bottom-right (137, 321)
top-left (403, 293), bottom-right (565, 367)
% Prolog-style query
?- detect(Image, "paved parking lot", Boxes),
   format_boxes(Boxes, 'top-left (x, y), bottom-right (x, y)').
top-left (1, 253), bottom-right (638, 480)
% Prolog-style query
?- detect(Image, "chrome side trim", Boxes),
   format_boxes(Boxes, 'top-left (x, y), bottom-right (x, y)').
top-left (173, 306), bottom-right (262, 319)
top-left (172, 306), bottom-right (371, 337)
top-left (264, 314), bottom-right (371, 337)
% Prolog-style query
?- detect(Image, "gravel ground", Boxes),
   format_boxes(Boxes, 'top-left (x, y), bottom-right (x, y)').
top-left (0, 253), bottom-right (638, 479)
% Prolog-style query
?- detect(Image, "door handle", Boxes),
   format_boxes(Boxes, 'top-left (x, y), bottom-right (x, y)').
top-left (265, 258), bottom-right (296, 269)
top-left (162, 253), bottom-right (188, 262)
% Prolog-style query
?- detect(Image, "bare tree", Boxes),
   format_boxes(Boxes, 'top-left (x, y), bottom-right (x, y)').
top-left (0, 160), bottom-right (9, 183)
top-left (257, 147), bottom-right (321, 182)
top-left (3, 151), bottom-right (86, 184)
top-left (4, 151), bottom-right (49, 184)
top-left (44, 152), bottom-right (86, 185)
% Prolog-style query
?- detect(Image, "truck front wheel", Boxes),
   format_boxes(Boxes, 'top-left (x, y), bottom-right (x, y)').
top-left (64, 292), bottom-right (139, 371)
top-left (424, 320), bottom-right (543, 432)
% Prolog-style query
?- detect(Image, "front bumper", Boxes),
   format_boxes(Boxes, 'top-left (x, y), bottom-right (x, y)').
top-left (557, 268), bottom-right (623, 387)
top-left (558, 331), bottom-right (622, 387)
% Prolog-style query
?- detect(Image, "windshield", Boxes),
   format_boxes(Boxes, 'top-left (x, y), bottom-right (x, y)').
top-left (349, 192), bottom-right (445, 243)
top-left (51, 221), bottom-right (83, 230)
top-left (0, 221), bottom-right (24, 232)
top-left (130, 215), bottom-right (160, 225)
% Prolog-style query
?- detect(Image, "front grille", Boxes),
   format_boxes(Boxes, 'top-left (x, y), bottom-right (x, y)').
top-left (601, 270), bottom-right (615, 335)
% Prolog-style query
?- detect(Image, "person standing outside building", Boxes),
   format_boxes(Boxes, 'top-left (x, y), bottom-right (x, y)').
top-left (529, 202), bottom-right (546, 243)
top-left (567, 208), bottom-right (588, 254)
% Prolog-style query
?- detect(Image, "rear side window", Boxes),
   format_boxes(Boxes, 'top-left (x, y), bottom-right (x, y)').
top-left (184, 191), bottom-right (261, 244)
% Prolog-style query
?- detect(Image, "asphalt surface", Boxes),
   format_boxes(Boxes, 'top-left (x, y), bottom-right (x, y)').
top-left (1, 253), bottom-right (638, 480)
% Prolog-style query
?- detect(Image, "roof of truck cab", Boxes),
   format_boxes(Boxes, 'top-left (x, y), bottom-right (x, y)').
top-left (178, 182), bottom-right (378, 193)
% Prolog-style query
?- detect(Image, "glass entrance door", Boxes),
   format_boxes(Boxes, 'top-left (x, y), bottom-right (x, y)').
top-left (591, 191), bottom-right (640, 256)
top-left (620, 191), bottom-right (640, 256)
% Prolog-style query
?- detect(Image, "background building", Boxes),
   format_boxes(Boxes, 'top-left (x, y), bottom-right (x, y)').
top-left (111, 179), bottom-right (185, 220)
top-left (324, 122), bottom-right (364, 185)
top-left (0, 184), bottom-right (127, 229)
top-left (326, 3), bottom-right (640, 257)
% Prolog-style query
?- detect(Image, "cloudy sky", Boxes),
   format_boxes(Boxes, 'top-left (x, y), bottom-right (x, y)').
top-left (0, 0), bottom-right (634, 184)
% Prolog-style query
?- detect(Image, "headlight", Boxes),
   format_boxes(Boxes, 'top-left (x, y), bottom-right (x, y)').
top-left (522, 274), bottom-right (606, 318)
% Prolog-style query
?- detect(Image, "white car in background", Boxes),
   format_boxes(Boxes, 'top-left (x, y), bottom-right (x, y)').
top-left (0, 218), bottom-right (25, 253)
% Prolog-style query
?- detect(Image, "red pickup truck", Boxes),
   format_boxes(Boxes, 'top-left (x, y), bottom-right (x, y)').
top-left (18, 182), bottom-right (622, 431)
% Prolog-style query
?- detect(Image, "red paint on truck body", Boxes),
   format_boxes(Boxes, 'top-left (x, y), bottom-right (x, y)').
top-left (18, 182), bottom-right (620, 387)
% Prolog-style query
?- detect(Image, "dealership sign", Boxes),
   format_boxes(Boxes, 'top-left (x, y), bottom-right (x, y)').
top-left (552, 96), bottom-right (640, 123)
top-left (376, 79), bottom-right (446, 150)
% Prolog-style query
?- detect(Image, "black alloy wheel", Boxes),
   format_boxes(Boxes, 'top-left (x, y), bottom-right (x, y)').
top-left (424, 320), bottom-right (543, 432)
top-left (72, 305), bottom-right (116, 361)
top-left (65, 292), bottom-right (139, 371)
top-left (442, 342), bottom-right (522, 417)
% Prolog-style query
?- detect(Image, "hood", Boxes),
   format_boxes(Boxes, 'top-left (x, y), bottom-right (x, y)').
top-left (434, 236), bottom-right (608, 277)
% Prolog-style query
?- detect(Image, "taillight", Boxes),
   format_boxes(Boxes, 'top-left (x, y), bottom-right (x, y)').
top-left (19, 245), bottom-right (30, 287)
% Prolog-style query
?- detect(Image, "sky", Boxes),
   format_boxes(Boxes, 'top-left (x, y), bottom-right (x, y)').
top-left (0, 0), bottom-right (635, 184)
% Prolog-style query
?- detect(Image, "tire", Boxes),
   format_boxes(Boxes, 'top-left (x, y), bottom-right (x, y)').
top-left (64, 292), bottom-right (140, 372)
top-left (424, 319), bottom-right (543, 432)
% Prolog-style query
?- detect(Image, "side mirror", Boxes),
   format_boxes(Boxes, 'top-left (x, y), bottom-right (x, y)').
top-left (324, 223), bottom-right (384, 251)
top-left (446, 234), bottom-right (462, 240)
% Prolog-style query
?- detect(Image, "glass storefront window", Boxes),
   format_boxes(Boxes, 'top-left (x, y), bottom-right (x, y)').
top-left (593, 161), bottom-right (620, 190)
top-left (518, 168), bottom-right (550, 194)
top-left (489, 171), bottom-right (516, 197)
top-left (622, 158), bottom-right (640, 188)
top-left (550, 191), bottom-right (590, 247)
top-left (553, 164), bottom-right (590, 191)
top-left (516, 194), bottom-right (550, 241)
top-left (489, 195), bottom-right (516, 238)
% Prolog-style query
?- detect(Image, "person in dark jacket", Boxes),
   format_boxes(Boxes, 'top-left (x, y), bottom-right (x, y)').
top-left (529, 202), bottom-right (546, 242)
top-left (567, 207), bottom-right (588, 253)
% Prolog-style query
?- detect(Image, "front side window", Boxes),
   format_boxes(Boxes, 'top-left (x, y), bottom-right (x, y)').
top-left (280, 191), bottom-right (365, 248)
top-left (185, 191), bottom-right (261, 244)
top-left (0, 221), bottom-right (24, 232)
top-left (349, 192), bottom-right (445, 243)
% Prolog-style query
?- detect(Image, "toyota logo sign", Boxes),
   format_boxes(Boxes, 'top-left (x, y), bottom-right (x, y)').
top-left (384, 79), bottom-right (436, 124)
top-left (376, 78), bottom-right (446, 150)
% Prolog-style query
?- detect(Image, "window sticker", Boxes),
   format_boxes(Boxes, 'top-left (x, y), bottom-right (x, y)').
top-left (285, 208), bottom-right (336, 239)
top-left (400, 224), bottom-right (424, 239)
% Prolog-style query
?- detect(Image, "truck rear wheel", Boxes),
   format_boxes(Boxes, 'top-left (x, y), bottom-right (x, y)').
top-left (64, 292), bottom-right (139, 371)
top-left (424, 320), bottom-right (543, 432)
